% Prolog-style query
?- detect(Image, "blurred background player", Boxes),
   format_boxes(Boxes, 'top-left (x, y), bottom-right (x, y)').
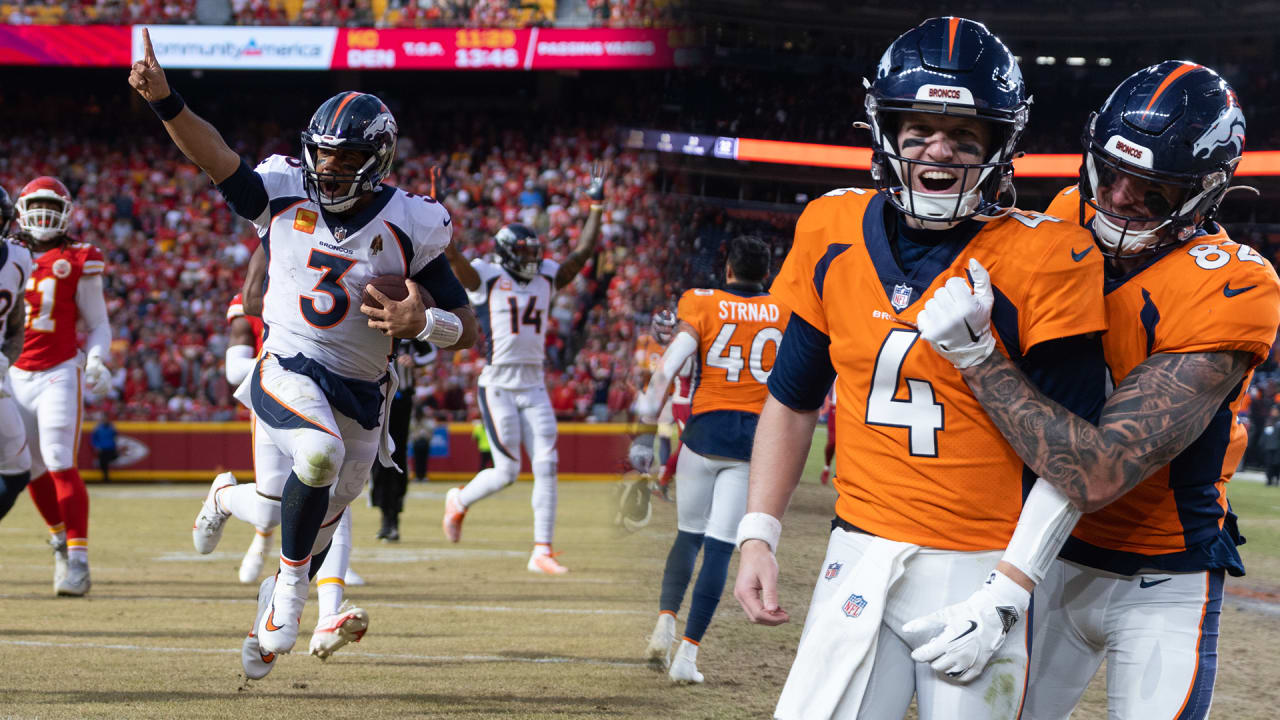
top-left (131, 30), bottom-right (476, 667)
top-left (636, 235), bottom-right (788, 684)
top-left (645, 308), bottom-right (693, 501)
top-left (441, 165), bottom-right (607, 574)
top-left (372, 338), bottom-right (436, 542)
top-left (915, 62), bottom-right (1280, 719)
top-left (733, 18), bottom-right (1109, 719)
top-left (10, 175), bottom-right (113, 597)
top-left (0, 186), bottom-right (33, 525)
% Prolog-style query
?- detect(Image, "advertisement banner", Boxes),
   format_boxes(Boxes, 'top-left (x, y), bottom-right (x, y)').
top-left (0, 25), bottom-right (130, 66)
top-left (132, 25), bottom-right (339, 70)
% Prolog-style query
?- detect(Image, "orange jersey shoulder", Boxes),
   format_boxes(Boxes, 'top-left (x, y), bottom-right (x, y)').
top-left (678, 287), bottom-right (790, 416)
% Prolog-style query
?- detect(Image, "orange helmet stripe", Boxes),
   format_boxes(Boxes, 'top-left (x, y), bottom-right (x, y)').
top-left (948, 17), bottom-right (960, 61)
top-left (328, 92), bottom-right (360, 133)
top-left (1144, 62), bottom-right (1201, 113)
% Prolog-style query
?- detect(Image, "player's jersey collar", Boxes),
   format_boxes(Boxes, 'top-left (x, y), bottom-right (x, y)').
top-left (1100, 232), bottom-right (1187, 295)
top-left (723, 282), bottom-right (766, 298)
top-left (320, 185), bottom-right (395, 243)
top-left (863, 193), bottom-right (980, 310)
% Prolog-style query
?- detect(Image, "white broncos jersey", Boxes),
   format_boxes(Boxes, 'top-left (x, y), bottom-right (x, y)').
top-left (0, 239), bottom-right (32, 341)
top-left (249, 154), bottom-right (451, 382)
top-left (468, 257), bottom-right (559, 389)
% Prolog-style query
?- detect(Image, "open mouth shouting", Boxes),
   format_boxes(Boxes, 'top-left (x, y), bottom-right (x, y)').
top-left (915, 168), bottom-right (963, 193)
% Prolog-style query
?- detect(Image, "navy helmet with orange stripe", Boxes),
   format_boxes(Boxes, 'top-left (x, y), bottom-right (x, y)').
top-left (301, 91), bottom-right (398, 213)
top-left (0, 185), bottom-right (13, 236)
top-left (863, 17), bottom-right (1029, 228)
top-left (1080, 61), bottom-right (1245, 258)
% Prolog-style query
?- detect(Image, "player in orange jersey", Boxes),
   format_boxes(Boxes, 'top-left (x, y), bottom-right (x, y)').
top-left (634, 236), bottom-right (789, 684)
top-left (916, 63), bottom-right (1279, 719)
top-left (732, 18), bottom-right (1109, 719)
top-left (9, 176), bottom-right (112, 597)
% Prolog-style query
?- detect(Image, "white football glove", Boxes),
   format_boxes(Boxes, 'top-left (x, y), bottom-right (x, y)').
top-left (84, 353), bottom-right (112, 397)
top-left (916, 258), bottom-right (995, 369)
top-left (631, 395), bottom-right (660, 424)
top-left (902, 570), bottom-right (1030, 683)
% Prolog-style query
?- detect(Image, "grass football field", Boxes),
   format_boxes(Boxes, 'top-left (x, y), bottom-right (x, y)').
top-left (3, 430), bottom-right (1280, 719)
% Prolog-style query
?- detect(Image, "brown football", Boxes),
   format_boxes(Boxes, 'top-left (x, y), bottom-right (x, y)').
top-left (361, 275), bottom-right (435, 310)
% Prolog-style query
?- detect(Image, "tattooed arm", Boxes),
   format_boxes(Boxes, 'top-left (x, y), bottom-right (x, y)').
top-left (961, 348), bottom-right (1252, 512)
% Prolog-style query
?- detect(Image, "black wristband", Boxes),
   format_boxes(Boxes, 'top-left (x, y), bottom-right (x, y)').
top-left (149, 91), bottom-right (186, 122)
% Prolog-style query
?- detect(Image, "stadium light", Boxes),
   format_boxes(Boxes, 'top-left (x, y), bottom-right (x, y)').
top-left (1036, 56), bottom-right (1056, 65)
top-left (1098, 57), bottom-right (1112, 66)
top-left (1066, 57), bottom-right (1086, 66)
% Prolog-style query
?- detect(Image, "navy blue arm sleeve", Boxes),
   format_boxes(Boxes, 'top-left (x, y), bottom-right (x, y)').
top-left (412, 253), bottom-right (470, 311)
top-left (767, 313), bottom-right (837, 412)
top-left (215, 159), bottom-right (269, 222)
top-left (1018, 334), bottom-right (1107, 424)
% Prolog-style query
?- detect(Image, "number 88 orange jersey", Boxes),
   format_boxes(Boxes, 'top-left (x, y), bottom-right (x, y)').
top-left (15, 242), bottom-right (105, 372)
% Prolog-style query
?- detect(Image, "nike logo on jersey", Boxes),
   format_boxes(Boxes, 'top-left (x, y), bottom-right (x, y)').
top-left (443, 216), bottom-right (452, 226)
top-left (1139, 577), bottom-right (1172, 589)
top-left (1223, 283), bottom-right (1256, 298)
top-left (1071, 246), bottom-right (1095, 262)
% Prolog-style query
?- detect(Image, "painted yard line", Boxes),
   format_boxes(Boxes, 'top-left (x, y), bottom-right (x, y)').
top-left (0, 594), bottom-right (649, 616)
top-left (0, 639), bottom-right (646, 667)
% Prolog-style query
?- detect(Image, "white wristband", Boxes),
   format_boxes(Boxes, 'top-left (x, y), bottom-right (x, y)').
top-left (736, 512), bottom-right (782, 554)
top-left (1001, 480), bottom-right (1081, 585)
top-left (415, 307), bottom-right (463, 347)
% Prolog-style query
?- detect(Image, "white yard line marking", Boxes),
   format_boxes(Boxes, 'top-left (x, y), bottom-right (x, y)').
top-left (0, 594), bottom-right (649, 616)
top-left (0, 639), bottom-right (645, 667)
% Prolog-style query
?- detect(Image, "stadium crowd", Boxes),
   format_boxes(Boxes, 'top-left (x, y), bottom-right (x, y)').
top-left (0, 0), bottom-right (680, 28)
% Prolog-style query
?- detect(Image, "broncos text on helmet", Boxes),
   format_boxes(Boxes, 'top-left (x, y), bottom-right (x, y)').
top-left (1080, 61), bottom-right (1246, 258)
top-left (16, 176), bottom-right (74, 245)
top-left (864, 16), bottom-right (1029, 228)
top-left (300, 91), bottom-right (398, 213)
top-left (494, 223), bottom-right (543, 281)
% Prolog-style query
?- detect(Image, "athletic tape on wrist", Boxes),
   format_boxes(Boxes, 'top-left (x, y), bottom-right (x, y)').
top-left (149, 91), bottom-right (186, 122)
top-left (736, 512), bottom-right (782, 554)
top-left (416, 307), bottom-right (463, 347)
top-left (1001, 480), bottom-right (1081, 585)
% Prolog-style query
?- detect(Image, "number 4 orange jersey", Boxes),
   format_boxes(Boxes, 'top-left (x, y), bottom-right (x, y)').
top-left (676, 286), bottom-right (790, 461)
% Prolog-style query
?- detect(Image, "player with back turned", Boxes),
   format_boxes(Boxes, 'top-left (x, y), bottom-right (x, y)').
top-left (732, 17), bottom-right (1110, 719)
top-left (130, 29), bottom-right (477, 670)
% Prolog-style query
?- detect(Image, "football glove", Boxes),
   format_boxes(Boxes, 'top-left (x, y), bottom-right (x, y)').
top-left (84, 353), bottom-right (112, 397)
top-left (614, 472), bottom-right (653, 532)
top-left (901, 570), bottom-right (1030, 683)
top-left (916, 258), bottom-right (995, 369)
top-left (586, 161), bottom-right (606, 202)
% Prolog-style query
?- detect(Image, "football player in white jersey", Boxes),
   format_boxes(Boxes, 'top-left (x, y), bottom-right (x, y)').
top-left (0, 187), bottom-right (34, 524)
top-left (131, 30), bottom-right (477, 667)
top-left (441, 167), bottom-right (606, 574)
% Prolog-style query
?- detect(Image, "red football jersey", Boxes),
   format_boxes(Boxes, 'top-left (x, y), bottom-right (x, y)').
top-left (226, 292), bottom-right (265, 354)
top-left (16, 241), bottom-right (105, 371)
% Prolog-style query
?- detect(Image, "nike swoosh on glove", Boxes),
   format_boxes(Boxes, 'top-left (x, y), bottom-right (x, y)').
top-left (901, 570), bottom-right (1030, 683)
top-left (84, 354), bottom-right (112, 396)
top-left (916, 258), bottom-right (996, 369)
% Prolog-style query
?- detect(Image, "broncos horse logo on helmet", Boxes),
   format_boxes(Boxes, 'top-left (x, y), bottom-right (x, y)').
top-left (300, 91), bottom-right (398, 213)
top-left (1079, 61), bottom-right (1246, 258)
top-left (863, 16), bottom-right (1029, 228)
top-left (494, 223), bottom-right (543, 281)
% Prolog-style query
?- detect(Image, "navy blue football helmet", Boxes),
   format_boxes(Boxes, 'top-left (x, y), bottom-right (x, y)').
top-left (0, 186), bottom-right (13, 235)
top-left (301, 92), bottom-right (398, 212)
top-left (1080, 61), bottom-right (1245, 257)
top-left (864, 17), bottom-right (1029, 227)
top-left (494, 223), bottom-right (542, 281)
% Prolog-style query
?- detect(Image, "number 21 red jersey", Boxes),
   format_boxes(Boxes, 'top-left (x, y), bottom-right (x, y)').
top-left (15, 241), bottom-right (105, 372)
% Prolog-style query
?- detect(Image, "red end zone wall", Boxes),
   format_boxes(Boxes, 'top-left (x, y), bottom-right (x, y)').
top-left (76, 422), bottom-right (646, 482)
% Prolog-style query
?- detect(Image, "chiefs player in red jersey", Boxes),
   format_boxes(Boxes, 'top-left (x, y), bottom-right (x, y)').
top-left (9, 176), bottom-right (113, 597)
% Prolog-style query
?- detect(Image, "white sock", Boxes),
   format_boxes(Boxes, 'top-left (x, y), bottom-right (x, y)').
top-left (533, 542), bottom-right (552, 557)
top-left (249, 527), bottom-right (274, 555)
top-left (531, 460), bottom-right (557, 546)
top-left (278, 555), bottom-right (310, 584)
top-left (68, 539), bottom-right (88, 563)
top-left (223, 484), bottom-right (280, 529)
top-left (459, 467), bottom-right (516, 507)
top-left (317, 579), bottom-right (344, 618)
top-left (315, 509), bottom-right (352, 618)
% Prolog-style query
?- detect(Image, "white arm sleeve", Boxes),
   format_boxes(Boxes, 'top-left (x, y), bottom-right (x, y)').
top-left (75, 274), bottom-right (112, 361)
top-left (1000, 479), bottom-right (1082, 586)
top-left (225, 344), bottom-right (256, 386)
top-left (636, 331), bottom-right (698, 421)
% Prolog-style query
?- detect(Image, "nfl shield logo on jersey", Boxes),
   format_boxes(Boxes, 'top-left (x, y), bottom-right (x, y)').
top-left (891, 283), bottom-right (912, 311)
top-left (843, 593), bottom-right (868, 618)
top-left (824, 561), bottom-right (842, 582)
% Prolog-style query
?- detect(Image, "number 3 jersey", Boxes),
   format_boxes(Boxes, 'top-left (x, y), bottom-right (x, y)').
top-left (771, 188), bottom-right (1107, 552)
top-left (14, 240), bottom-right (104, 372)
top-left (468, 257), bottom-right (559, 390)
top-left (233, 154), bottom-right (452, 383)
top-left (677, 286), bottom-right (790, 462)
top-left (1047, 186), bottom-right (1280, 576)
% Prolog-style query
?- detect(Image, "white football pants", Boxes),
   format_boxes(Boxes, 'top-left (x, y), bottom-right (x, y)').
top-left (674, 446), bottom-right (748, 544)
top-left (0, 373), bottom-right (31, 474)
top-left (9, 357), bottom-right (82, 476)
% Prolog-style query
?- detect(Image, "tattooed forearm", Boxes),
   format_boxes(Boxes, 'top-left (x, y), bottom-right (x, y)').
top-left (961, 349), bottom-right (1251, 512)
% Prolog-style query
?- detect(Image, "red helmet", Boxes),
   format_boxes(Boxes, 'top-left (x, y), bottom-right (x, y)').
top-left (17, 176), bottom-right (73, 242)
